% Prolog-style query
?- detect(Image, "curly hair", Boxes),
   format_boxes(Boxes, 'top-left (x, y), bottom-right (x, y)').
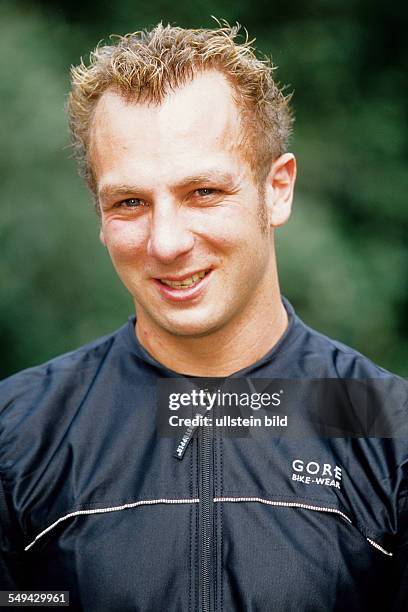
top-left (68, 21), bottom-right (294, 198)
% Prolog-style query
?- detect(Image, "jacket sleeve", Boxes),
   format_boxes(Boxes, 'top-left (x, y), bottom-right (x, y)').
top-left (392, 492), bottom-right (408, 610)
top-left (0, 474), bottom-right (25, 589)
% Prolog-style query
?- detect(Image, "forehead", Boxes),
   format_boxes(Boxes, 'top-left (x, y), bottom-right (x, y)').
top-left (90, 70), bottom-right (246, 187)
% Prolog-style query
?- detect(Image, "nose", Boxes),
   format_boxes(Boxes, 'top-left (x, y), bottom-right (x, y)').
top-left (147, 201), bottom-right (195, 263)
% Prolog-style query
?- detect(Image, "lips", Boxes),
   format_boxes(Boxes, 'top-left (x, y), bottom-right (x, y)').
top-left (159, 270), bottom-right (207, 289)
top-left (153, 268), bottom-right (212, 302)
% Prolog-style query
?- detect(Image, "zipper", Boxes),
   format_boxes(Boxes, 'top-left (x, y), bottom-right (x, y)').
top-left (199, 421), bottom-right (214, 612)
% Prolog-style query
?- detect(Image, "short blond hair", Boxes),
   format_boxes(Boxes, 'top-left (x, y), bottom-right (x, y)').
top-left (68, 21), bottom-right (293, 196)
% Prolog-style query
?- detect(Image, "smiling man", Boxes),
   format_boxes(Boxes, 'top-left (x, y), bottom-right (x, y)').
top-left (0, 22), bottom-right (407, 612)
top-left (92, 69), bottom-right (294, 376)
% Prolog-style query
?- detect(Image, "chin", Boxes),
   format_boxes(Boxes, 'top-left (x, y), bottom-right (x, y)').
top-left (158, 310), bottom-right (223, 338)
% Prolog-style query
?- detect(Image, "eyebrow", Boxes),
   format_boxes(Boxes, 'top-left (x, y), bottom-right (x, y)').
top-left (98, 171), bottom-right (237, 200)
top-left (175, 171), bottom-right (236, 188)
top-left (99, 184), bottom-right (144, 200)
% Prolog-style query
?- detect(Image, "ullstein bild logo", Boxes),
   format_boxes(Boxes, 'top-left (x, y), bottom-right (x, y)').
top-left (291, 459), bottom-right (342, 489)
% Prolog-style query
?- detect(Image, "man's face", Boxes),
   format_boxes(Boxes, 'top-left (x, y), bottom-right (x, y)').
top-left (91, 71), bottom-right (284, 338)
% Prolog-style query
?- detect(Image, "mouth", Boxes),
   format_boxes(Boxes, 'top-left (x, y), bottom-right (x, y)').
top-left (159, 269), bottom-right (209, 288)
top-left (153, 268), bottom-right (212, 302)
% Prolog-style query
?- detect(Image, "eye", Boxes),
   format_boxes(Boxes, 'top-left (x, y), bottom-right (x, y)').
top-left (119, 198), bottom-right (146, 208)
top-left (194, 188), bottom-right (218, 197)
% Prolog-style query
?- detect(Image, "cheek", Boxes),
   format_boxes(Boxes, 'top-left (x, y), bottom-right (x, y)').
top-left (202, 217), bottom-right (262, 253)
top-left (193, 207), bottom-right (253, 245)
top-left (102, 220), bottom-right (148, 260)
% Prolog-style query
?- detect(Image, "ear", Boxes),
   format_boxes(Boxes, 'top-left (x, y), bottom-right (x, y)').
top-left (264, 153), bottom-right (297, 227)
top-left (99, 227), bottom-right (107, 247)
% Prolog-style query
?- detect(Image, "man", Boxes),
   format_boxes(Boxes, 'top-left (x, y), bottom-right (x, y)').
top-left (0, 22), bottom-right (407, 611)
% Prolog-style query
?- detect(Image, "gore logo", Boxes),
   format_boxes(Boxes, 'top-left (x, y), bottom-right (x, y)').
top-left (291, 459), bottom-right (342, 489)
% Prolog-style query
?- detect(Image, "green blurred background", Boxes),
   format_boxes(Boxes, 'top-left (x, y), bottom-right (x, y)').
top-left (1, 0), bottom-right (407, 378)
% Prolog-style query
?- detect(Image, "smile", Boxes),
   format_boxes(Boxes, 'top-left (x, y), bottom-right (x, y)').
top-left (159, 270), bottom-right (208, 289)
top-left (154, 269), bottom-right (212, 303)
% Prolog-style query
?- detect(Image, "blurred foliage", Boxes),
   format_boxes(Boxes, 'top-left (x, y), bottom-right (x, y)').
top-left (1, 0), bottom-right (407, 377)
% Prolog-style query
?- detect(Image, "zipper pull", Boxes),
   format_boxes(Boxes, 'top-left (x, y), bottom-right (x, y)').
top-left (173, 408), bottom-right (212, 460)
top-left (173, 418), bottom-right (199, 460)
top-left (170, 379), bottom-right (221, 460)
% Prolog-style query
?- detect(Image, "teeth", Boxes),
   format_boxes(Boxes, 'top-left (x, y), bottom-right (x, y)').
top-left (161, 270), bottom-right (207, 288)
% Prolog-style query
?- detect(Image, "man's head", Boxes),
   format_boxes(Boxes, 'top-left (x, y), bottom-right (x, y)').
top-left (68, 22), bottom-right (293, 199)
top-left (67, 23), bottom-right (296, 344)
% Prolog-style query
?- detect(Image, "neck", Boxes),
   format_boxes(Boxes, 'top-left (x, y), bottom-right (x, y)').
top-left (134, 271), bottom-right (288, 377)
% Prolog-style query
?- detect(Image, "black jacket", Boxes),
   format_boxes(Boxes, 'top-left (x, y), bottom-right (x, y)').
top-left (1, 300), bottom-right (407, 611)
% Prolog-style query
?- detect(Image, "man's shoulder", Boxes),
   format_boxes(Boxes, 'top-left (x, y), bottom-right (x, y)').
top-left (282, 310), bottom-right (408, 439)
top-left (0, 322), bottom-right (129, 414)
top-left (295, 314), bottom-right (403, 381)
